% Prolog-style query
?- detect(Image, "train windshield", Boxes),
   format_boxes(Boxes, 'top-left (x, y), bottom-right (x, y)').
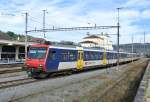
top-left (28, 47), bottom-right (47, 59)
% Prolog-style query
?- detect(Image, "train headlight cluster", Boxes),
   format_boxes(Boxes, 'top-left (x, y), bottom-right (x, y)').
top-left (38, 64), bottom-right (43, 72)
top-left (39, 64), bottom-right (43, 67)
top-left (37, 64), bottom-right (43, 72)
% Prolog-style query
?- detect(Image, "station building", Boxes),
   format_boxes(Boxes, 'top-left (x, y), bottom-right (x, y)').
top-left (80, 32), bottom-right (113, 50)
top-left (0, 39), bottom-right (37, 62)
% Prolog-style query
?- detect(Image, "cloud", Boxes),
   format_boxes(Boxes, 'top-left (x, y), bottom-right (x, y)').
top-left (0, 0), bottom-right (149, 44)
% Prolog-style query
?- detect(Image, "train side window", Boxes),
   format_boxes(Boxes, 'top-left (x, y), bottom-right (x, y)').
top-left (90, 52), bottom-right (93, 60)
top-left (97, 52), bottom-right (100, 60)
top-left (88, 52), bottom-right (91, 60)
top-left (94, 52), bottom-right (97, 60)
top-left (69, 51), bottom-right (76, 61)
top-left (61, 51), bottom-right (68, 61)
top-left (95, 52), bottom-right (98, 60)
top-left (84, 52), bottom-right (87, 60)
top-left (86, 52), bottom-right (90, 60)
top-left (92, 52), bottom-right (95, 60)
top-left (77, 52), bottom-right (83, 60)
top-left (49, 51), bottom-right (56, 60)
top-left (100, 52), bottom-right (103, 60)
top-left (85, 52), bottom-right (89, 60)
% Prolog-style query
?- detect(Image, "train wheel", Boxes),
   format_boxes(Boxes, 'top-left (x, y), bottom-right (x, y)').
top-left (32, 73), bottom-right (48, 79)
top-left (38, 73), bottom-right (48, 79)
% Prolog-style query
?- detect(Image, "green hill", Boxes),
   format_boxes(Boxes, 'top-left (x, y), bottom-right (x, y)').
top-left (0, 31), bottom-right (45, 42)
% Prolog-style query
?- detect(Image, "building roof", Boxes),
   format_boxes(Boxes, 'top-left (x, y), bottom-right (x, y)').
top-left (0, 39), bottom-right (37, 46)
top-left (80, 41), bottom-right (98, 44)
top-left (83, 35), bottom-right (103, 39)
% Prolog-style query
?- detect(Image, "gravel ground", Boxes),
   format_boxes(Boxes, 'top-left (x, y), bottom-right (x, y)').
top-left (0, 74), bottom-right (28, 83)
top-left (0, 67), bottom-right (21, 71)
top-left (0, 59), bottom-right (145, 102)
top-left (0, 67), bottom-right (27, 82)
top-left (0, 71), bottom-right (27, 79)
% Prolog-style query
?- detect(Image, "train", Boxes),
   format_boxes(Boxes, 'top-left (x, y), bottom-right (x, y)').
top-left (23, 43), bottom-right (139, 78)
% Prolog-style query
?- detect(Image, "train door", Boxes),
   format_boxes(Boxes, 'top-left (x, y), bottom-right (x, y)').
top-left (77, 50), bottom-right (84, 70)
top-left (103, 49), bottom-right (107, 65)
top-left (46, 49), bottom-right (59, 72)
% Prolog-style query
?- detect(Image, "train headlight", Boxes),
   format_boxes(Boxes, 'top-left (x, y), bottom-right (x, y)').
top-left (39, 64), bottom-right (43, 67)
top-left (38, 64), bottom-right (43, 69)
top-left (38, 64), bottom-right (43, 72)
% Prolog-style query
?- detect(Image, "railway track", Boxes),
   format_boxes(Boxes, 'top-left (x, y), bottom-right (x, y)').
top-left (0, 67), bottom-right (22, 74)
top-left (0, 59), bottom-right (137, 75)
top-left (0, 78), bottom-right (37, 89)
top-left (0, 59), bottom-right (139, 89)
top-left (0, 72), bottom-right (72, 89)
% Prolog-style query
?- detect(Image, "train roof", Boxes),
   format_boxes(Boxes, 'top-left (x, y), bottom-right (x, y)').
top-left (30, 44), bottom-right (49, 47)
top-left (30, 44), bottom-right (136, 54)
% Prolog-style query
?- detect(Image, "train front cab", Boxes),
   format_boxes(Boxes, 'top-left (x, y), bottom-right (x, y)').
top-left (25, 45), bottom-right (49, 78)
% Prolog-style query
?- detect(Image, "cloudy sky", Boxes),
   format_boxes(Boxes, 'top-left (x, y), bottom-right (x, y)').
top-left (0, 0), bottom-right (150, 44)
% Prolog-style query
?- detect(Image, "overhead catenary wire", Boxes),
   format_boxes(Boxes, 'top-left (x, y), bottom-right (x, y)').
top-left (28, 14), bottom-right (54, 27)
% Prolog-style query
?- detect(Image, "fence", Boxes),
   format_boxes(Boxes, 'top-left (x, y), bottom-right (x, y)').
top-left (0, 58), bottom-right (24, 64)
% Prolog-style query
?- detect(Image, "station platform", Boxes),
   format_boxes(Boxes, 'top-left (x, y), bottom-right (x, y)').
top-left (134, 61), bottom-right (150, 102)
top-left (0, 61), bottom-right (24, 65)
top-left (0, 59), bottom-right (24, 65)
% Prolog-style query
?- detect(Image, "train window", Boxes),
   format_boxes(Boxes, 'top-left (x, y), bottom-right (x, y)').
top-left (88, 52), bottom-right (92, 60)
top-left (110, 53), bottom-right (113, 59)
top-left (84, 52), bottom-right (86, 60)
top-left (61, 51), bottom-right (68, 61)
top-left (28, 47), bottom-right (47, 59)
top-left (91, 52), bottom-right (94, 60)
top-left (69, 51), bottom-right (76, 61)
top-left (84, 51), bottom-right (89, 60)
top-left (84, 51), bottom-right (100, 60)
top-left (93, 52), bottom-right (95, 60)
top-left (77, 52), bottom-right (83, 60)
top-left (94, 52), bottom-right (97, 60)
top-left (87, 52), bottom-right (90, 60)
top-left (95, 52), bottom-right (99, 60)
top-left (100, 52), bottom-right (103, 60)
top-left (49, 51), bottom-right (56, 60)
